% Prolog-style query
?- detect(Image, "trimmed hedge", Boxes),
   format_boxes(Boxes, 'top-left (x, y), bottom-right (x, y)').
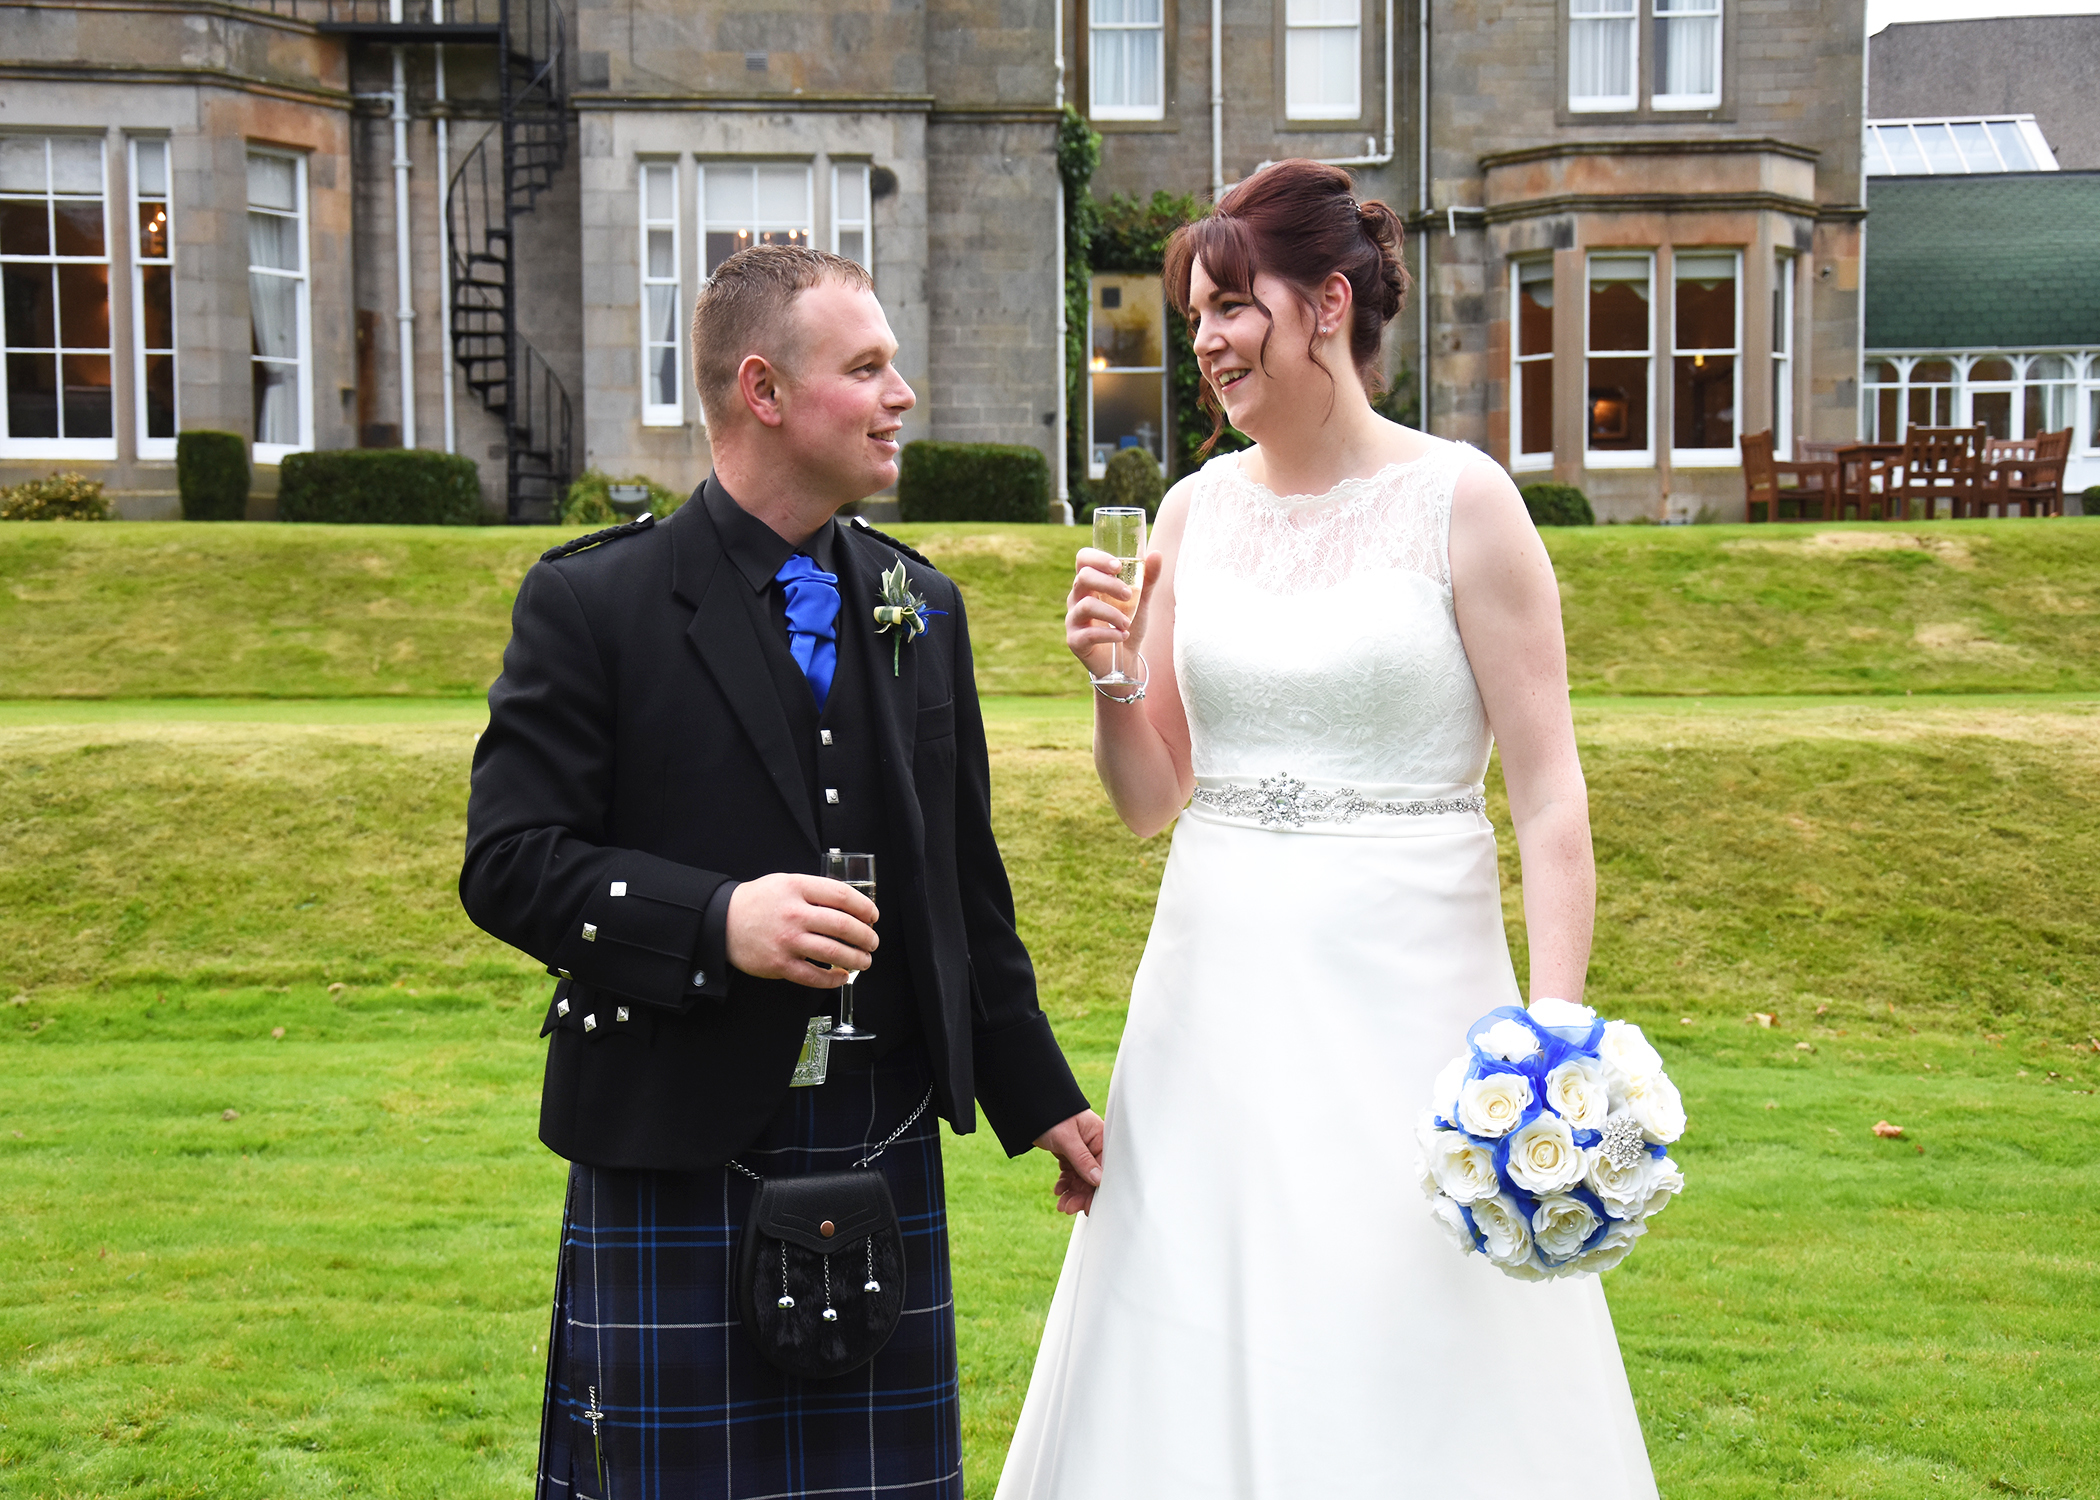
top-left (1519, 481), bottom-right (1596, 527)
top-left (2082, 486), bottom-right (2099, 518)
top-left (177, 431), bottom-right (250, 521)
top-left (278, 449), bottom-right (485, 525)
top-left (1093, 446), bottom-right (1166, 521)
top-left (1, 471), bottom-right (111, 521)
top-left (897, 441), bottom-right (1050, 524)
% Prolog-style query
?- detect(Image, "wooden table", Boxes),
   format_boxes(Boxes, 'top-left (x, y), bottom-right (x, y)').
top-left (1826, 442), bottom-right (1904, 520)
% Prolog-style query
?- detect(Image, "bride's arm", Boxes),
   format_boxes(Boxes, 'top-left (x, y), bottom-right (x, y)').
top-left (1066, 479), bottom-right (1196, 837)
top-left (1447, 461), bottom-right (1595, 1002)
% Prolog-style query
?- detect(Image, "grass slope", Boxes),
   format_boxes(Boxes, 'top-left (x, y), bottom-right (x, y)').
top-left (5, 519), bottom-right (2100, 700)
top-left (4, 699), bottom-right (2098, 1497)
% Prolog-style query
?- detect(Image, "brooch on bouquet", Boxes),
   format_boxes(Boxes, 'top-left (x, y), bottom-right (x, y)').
top-left (872, 561), bottom-right (945, 675)
top-left (1414, 998), bottom-right (1686, 1280)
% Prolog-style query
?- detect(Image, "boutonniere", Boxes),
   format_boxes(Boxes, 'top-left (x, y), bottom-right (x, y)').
top-left (871, 561), bottom-right (946, 675)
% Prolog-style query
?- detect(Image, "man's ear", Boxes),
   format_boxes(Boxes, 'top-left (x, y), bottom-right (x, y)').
top-left (736, 353), bottom-right (787, 429)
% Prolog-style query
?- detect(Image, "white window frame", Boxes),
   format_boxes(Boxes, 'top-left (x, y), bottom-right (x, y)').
top-left (1089, 0), bottom-right (1167, 122)
top-left (1651, 0), bottom-right (1722, 111)
top-left (129, 135), bottom-right (177, 459)
top-left (1959, 352), bottom-right (2021, 439)
top-left (2019, 352), bottom-right (2076, 440)
top-left (1087, 272), bottom-right (1169, 481)
top-left (246, 147), bottom-right (312, 465)
top-left (1568, 0), bottom-right (1638, 113)
top-left (1864, 116), bottom-right (2060, 177)
top-left (2081, 353), bottom-right (2100, 456)
top-left (638, 160), bottom-right (682, 428)
top-left (1584, 250), bottom-right (1655, 468)
top-left (698, 162), bottom-right (814, 280)
top-left (1512, 258), bottom-right (1555, 472)
top-left (1770, 252), bottom-right (1793, 460)
top-left (831, 162), bottom-right (872, 271)
top-left (1, 133), bottom-right (117, 461)
top-left (1670, 248), bottom-right (1740, 467)
top-left (1285, 0), bottom-right (1362, 122)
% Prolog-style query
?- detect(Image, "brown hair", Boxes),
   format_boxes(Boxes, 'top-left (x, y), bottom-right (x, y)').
top-left (690, 243), bottom-right (876, 429)
top-left (1163, 159), bottom-right (1409, 456)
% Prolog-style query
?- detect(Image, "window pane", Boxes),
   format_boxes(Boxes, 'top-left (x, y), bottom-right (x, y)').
top-left (1587, 357), bottom-right (1647, 451)
top-left (53, 199), bottom-right (103, 258)
top-left (144, 352), bottom-right (175, 438)
top-left (138, 199), bottom-right (170, 259)
top-left (757, 229), bottom-right (808, 249)
top-left (1095, 28), bottom-right (1163, 111)
top-left (249, 273), bottom-right (298, 359)
top-left (648, 345), bottom-right (678, 408)
top-left (254, 359), bottom-right (299, 445)
top-left (1286, 0), bottom-right (1357, 22)
top-left (1913, 359), bottom-right (1953, 383)
top-left (7, 352), bottom-right (59, 436)
top-left (1090, 369), bottom-right (1164, 472)
top-left (1569, 14), bottom-right (1635, 105)
top-left (705, 232), bottom-right (747, 275)
top-left (0, 138), bottom-right (46, 193)
top-left (1882, 126), bottom-right (1928, 175)
top-left (4, 263), bottom-right (56, 347)
top-left (1863, 127), bottom-right (1893, 177)
top-left (134, 140), bottom-right (168, 197)
top-left (1917, 124), bottom-right (1964, 174)
top-left (1287, 27), bottom-right (1359, 117)
top-left (838, 229), bottom-right (865, 265)
top-left (57, 263), bottom-right (109, 349)
top-left (1987, 121), bottom-right (2035, 171)
top-left (1950, 122), bottom-right (1996, 171)
top-left (645, 283), bottom-right (678, 345)
top-left (1969, 356), bottom-right (2013, 381)
top-left (1655, 12), bottom-right (1718, 101)
top-left (1, 200), bottom-right (50, 258)
top-left (1520, 360), bottom-right (1553, 456)
top-left (1092, 273), bottom-right (1164, 368)
top-left (755, 166), bottom-right (807, 225)
top-left (248, 211), bottom-right (298, 272)
top-left (1863, 359), bottom-right (1899, 383)
top-left (2026, 354), bottom-right (2069, 380)
top-left (50, 139), bottom-right (101, 194)
top-left (1588, 260), bottom-right (1649, 352)
top-left (247, 154), bottom-right (297, 212)
top-left (1673, 353), bottom-right (1733, 449)
top-left (836, 167), bottom-right (867, 220)
top-left (643, 164), bottom-right (673, 222)
top-left (1673, 254), bottom-right (1734, 352)
top-left (1971, 388), bottom-right (2011, 438)
top-left (1873, 385), bottom-right (1900, 442)
top-left (646, 227), bottom-right (674, 280)
top-left (704, 167), bottom-right (754, 232)
top-left (61, 353), bottom-right (112, 437)
top-left (1517, 261), bottom-right (1553, 357)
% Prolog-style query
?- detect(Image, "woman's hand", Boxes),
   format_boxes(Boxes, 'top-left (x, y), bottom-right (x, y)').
top-left (1066, 546), bottom-right (1163, 679)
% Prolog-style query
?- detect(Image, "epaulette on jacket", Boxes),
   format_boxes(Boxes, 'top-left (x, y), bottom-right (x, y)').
top-left (849, 515), bottom-right (935, 571)
top-left (539, 513), bottom-right (655, 563)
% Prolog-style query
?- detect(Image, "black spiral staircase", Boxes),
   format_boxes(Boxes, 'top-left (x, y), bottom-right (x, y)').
top-left (294, 0), bottom-right (574, 521)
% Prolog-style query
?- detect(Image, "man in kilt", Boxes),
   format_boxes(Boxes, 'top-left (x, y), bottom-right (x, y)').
top-left (461, 244), bottom-right (1104, 1500)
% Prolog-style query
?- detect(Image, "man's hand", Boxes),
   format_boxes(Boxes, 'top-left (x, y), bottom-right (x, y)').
top-left (1034, 1109), bottom-right (1105, 1216)
top-left (725, 873), bottom-right (878, 987)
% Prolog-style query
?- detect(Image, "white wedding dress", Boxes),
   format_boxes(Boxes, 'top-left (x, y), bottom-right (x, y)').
top-left (997, 440), bottom-right (1659, 1499)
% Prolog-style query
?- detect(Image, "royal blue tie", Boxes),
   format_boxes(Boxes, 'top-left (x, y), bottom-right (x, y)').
top-left (775, 553), bottom-right (840, 709)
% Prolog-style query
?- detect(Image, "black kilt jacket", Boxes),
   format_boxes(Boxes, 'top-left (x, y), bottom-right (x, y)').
top-left (459, 495), bottom-right (1088, 1172)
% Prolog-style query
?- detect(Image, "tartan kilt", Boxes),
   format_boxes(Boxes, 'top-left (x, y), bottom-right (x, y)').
top-left (536, 1044), bottom-right (962, 1500)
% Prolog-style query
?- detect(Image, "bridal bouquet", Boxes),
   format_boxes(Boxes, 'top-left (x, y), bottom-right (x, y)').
top-left (1414, 998), bottom-right (1685, 1281)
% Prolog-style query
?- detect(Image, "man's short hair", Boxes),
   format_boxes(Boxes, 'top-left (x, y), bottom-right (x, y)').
top-left (690, 244), bottom-right (875, 430)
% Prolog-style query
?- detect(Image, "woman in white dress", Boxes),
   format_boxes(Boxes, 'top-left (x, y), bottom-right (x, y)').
top-left (996, 161), bottom-right (1659, 1498)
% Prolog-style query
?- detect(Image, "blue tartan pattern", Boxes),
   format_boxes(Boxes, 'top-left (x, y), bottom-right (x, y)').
top-left (536, 1047), bottom-right (962, 1500)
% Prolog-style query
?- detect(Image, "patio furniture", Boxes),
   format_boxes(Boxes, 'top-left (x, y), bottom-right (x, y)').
top-left (1823, 442), bottom-right (1904, 520)
top-left (1740, 429), bottom-right (1838, 522)
top-left (1890, 425), bottom-right (1988, 520)
top-left (1977, 428), bottom-right (2072, 517)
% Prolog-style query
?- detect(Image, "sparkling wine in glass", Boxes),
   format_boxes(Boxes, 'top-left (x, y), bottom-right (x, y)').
top-left (1090, 506), bottom-right (1147, 690)
top-left (823, 849), bottom-right (877, 1042)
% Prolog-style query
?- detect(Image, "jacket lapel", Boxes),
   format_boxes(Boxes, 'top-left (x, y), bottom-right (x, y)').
top-left (669, 501), bottom-right (820, 850)
top-left (835, 524), bottom-right (924, 856)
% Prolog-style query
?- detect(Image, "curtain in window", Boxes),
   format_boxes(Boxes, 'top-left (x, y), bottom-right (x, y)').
top-left (1092, 0), bottom-right (1164, 114)
top-left (1569, 0), bottom-right (1636, 107)
top-left (1654, 0), bottom-right (1719, 102)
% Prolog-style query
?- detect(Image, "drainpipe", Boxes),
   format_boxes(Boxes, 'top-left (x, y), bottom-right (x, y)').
top-left (1211, 0), bottom-right (1225, 198)
top-left (389, 2), bottom-right (416, 449)
top-left (436, 2), bottom-right (455, 454)
top-left (1054, 0), bottom-right (1071, 521)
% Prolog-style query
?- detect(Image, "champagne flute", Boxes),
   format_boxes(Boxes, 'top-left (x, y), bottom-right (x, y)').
top-left (822, 849), bottom-right (877, 1042)
top-left (1090, 506), bottom-right (1147, 691)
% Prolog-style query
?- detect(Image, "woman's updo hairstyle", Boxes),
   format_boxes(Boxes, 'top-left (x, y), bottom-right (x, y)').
top-left (1163, 159), bottom-right (1409, 455)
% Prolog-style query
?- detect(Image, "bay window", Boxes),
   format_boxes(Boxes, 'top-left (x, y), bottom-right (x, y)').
top-left (1770, 253), bottom-right (1793, 458)
top-left (1513, 259), bottom-right (1555, 468)
top-left (1671, 250), bottom-right (1738, 462)
top-left (1585, 253), bottom-right (1652, 464)
top-left (247, 148), bottom-right (311, 460)
top-left (1, 134), bottom-right (115, 458)
top-left (131, 137), bottom-right (176, 457)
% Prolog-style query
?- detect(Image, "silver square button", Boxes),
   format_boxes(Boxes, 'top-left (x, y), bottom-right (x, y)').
top-left (824, 788), bottom-right (839, 804)
top-left (820, 730), bottom-right (833, 746)
top-left (581, 922), bottom-right (598, 941)
top-left (610, 881), bottom-right (627, 897)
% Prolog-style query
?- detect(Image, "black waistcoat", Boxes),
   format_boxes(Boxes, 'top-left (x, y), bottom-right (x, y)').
top-left (760, 583), bottom-right (922, 1056)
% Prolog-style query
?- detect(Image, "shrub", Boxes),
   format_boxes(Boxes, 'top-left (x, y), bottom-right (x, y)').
top-left (2082, 486), bottom-right (2100, 517)
top-left (277, 449), bottom-right (485, 525)
top-left (1090, 446), bottom-right (1166, 521)
top-left (897, 441), bottom-right (1050, 524)
top-left (0, 471), bottom-right (111, 522)
top-left (177, 431), bottom-right (250, 521)
top-left (561, 468), bottom-right (689, 527)
top-left (1519, 482), bottom-right (1596, 527)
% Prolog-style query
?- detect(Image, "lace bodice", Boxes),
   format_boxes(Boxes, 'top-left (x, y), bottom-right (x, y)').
top-left (1172, 438), bottom-right (1493, 787)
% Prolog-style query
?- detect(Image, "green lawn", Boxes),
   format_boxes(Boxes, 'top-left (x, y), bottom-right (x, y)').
top-left (4, 696), bottom-right (2097, 1497)
top-left (5, 517), bottom-right (2100, 699)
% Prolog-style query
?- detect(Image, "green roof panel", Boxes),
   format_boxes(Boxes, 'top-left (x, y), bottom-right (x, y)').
top-left (1863, 172), bottom-right (2100, 350)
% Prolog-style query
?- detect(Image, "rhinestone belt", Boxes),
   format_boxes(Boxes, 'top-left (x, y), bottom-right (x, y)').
top-left (1190, 773), bottom-right (1487, 828)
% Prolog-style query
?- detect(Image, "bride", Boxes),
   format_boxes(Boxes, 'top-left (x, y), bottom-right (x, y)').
top-left (996, 160), bottom-right (1659, 1498)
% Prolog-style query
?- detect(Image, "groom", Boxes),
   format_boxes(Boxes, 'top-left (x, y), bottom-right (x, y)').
top-left (460, 243), bottom-right (1102, 1500)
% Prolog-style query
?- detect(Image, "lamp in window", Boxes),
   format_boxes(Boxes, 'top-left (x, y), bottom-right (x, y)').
top-left (1589, 391), bottom-right (1630, 443)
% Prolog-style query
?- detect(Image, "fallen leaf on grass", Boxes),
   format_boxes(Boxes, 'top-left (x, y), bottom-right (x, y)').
top-left (1873, 1120), bottom-right (1904, 1138)
top-left (221, 1108), bottom-right (240, 1122)
top-left (11, 1131), bottom-right (24, 1139)
top-left (1795, 1041), bottom-right (1815, 1052)
top-left (1752, 1012), bottom-right (1778, 1028)
top-left (327, 983), bottom-right (346, 995)
top-left (271, 1027), bottom-right (286, 1040)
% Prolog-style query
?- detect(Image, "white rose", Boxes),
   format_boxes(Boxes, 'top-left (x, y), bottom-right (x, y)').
top-left (1468, 1193), bottom-right (1534, 1269)
top-left (1505, 1113), bottom-right (1585, 1196)
top-left (1428, 1194), bottom-right (1477, 1255)
top-left (1424, 1127), bottom-right (1504, 1205)
top-left (1641, 1156), bottom-right (1686, 1217)
top-left (1527, 996), bottom-right (1598, 1031)
top-left (1582, 1141), bottom-right (1649, 1220)
top-left (1574, 1215), bottom-right (1648, 1274)
top-left (1530, 1194), bottom-right (1602, 1262)
top-left (1478, 1017), bottom-right (1542, 1064)
top-left (1625, 1071), bottom-right (1688, 1144)
top-left (1457, 1072), bottom-right (1535, 1139)
top-left (1411, 1116), bottom-right (1443, 1199)
top-left (1597, 1020), bottom-right (1664, 1095)
top-left (1429, 1053), bottom-right (1471, 1124)
top-left (1497, 1256), bottom-right (1553, 1283)
top-left (1544, 1056), bottom-right (1610, 1131)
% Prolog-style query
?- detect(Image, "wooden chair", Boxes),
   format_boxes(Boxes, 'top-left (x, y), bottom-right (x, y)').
top-left (1740, 430), bottom-right (1838, 522)
top-left (1890, 425), bottom-right (1987, 520)
top-left (1978, 428), bottom-right (2071, 517)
